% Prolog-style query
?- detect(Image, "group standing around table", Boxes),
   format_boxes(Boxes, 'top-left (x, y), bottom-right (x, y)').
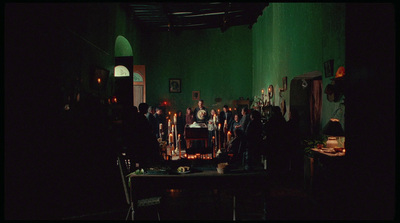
top-left (122, 98), bottom-right (299, 172)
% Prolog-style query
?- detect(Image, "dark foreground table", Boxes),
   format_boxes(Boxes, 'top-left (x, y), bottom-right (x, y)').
top-left (128, 168), bottom-right (269, 220)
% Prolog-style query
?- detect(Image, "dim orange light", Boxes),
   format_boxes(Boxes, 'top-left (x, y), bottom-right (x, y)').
top-left (97, 78), bottom-right (101, 84)
top-left (112, 96), bottom-right (117, 103)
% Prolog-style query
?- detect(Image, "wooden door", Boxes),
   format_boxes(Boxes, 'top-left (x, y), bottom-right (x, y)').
top-left (133, 65), bottom-right (146, 107)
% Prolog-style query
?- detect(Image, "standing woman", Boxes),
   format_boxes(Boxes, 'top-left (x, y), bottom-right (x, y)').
top-left (207, 109), bottom-right (218, 150)
top-left (185, 107), bottom-right (194, 126)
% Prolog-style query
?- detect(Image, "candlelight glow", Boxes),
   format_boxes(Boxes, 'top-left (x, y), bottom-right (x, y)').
top-left (97, 78), bottom-right (101, 84)
top-left (111, 96), bottom-right (117, 103)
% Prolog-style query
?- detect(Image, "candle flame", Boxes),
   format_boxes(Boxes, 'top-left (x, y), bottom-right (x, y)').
top-left (97, 78), bottom-right (101, 84)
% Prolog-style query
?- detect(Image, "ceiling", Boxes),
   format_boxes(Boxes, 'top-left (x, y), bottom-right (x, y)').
top-left (123, 2), bottom-right (269, 32)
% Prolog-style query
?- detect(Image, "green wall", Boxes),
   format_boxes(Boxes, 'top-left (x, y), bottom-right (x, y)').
top-left (140, 26), bottom-right (253, 113)
top-left (252, 3), bottom-right (346, 131)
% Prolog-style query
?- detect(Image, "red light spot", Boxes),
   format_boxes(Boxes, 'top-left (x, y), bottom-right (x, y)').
top-left (163, 101), bottom-right (167, 105)
top-left (112, 96), bottom-right (117, 103)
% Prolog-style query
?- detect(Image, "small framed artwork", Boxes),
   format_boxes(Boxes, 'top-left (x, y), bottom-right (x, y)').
top-left (169, 78), bottom-right (181, 93)
top-left (192, 91), bottom-right (200, 100)
top-left (324, 59), bottom-right (334, 78)
top-left (282, 76), bottom-right (287, 91)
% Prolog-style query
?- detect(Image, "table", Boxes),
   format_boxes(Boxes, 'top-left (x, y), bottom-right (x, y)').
top-left (185, 126), bottom-right (208, 150)
top-left (311, 148), bottom-right (346, 157)
top-left (304, 148), bottom-right (346, 193)
top-left (128, 169), bottom-right (269, 220)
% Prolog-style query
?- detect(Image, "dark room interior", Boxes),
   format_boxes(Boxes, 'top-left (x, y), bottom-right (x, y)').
top-left (4, 2), bottom-right (396, 220)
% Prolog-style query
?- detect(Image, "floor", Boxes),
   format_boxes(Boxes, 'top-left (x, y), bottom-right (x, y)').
top-left (4, 118), bottom-right (345, 220)
top-left (5, 145), bottom-right (344, 221)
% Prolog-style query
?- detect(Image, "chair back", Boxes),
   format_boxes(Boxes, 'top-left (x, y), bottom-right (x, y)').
top-left (118, 154), bottom-right (131, 205)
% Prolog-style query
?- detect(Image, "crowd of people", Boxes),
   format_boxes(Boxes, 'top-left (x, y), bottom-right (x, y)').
top-left (118, 99), bottom-right (300, 172)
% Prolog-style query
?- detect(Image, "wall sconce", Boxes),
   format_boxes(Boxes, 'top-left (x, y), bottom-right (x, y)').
top-left (323, 118), bottom-right (345, 148)
top-left (267, 85), bottom-right (274, 99)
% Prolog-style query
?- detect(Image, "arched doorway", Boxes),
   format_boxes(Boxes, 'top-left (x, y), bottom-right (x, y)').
top-left (133, 65), bottom-right (146, 107)
top-left (290, 71), bottom-right (322, 138)
top-left (114, 35), bottom-right (133, 107)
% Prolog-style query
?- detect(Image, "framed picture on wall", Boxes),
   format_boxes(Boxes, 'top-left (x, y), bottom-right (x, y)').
top-left (324, 59), bottom-right (334, 78)
top-left (169, 78), bottom-right (181, 93)
top-left (192, 91), bottom-right (200, 100)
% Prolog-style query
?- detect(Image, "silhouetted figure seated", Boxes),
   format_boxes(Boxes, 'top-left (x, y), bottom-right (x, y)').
top-left (242, 110), bottom-right (263, 171)
top-left (263, 106), bottom-right (288, 175)
top-left (123, 103), bottom-right (164, 169)
top-left (226, 128), bottom-right (244, 166)
top-left (227, 129), bottom-right (242, 154)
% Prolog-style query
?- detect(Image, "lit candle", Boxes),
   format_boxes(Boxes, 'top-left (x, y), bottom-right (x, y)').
top-left (227, 131), bottom-right (232, 142)
top-left (174, 113), bottom-right (177, 124)
top-left (171, 125), bottom-right (175, 144)
top-left (168, 119), bottom-right (171, 136)
top-left (217, 109), bottom-right (220, 115)
top-left (169, 133), bottom-right (173, 145)
top-left (97, 78), bottom-right (101, 84)
top-left (175, 125), bottom-right (178, 153)
top-left (218, 123), bottom-right (221, 131)
top-left (212, 136), bottom-right (216, 158)
top-left (159, 123), bottom-right (163, 130)
top-left (261, 89), bottom-right (265, 103)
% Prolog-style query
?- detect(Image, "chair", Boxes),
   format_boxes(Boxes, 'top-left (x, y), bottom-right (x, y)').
top-left (117, 153), bottom-right (161, 220)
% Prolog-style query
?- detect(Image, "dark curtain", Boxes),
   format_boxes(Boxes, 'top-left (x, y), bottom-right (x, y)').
top-left (309, 79), bottom-right (322, 136)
